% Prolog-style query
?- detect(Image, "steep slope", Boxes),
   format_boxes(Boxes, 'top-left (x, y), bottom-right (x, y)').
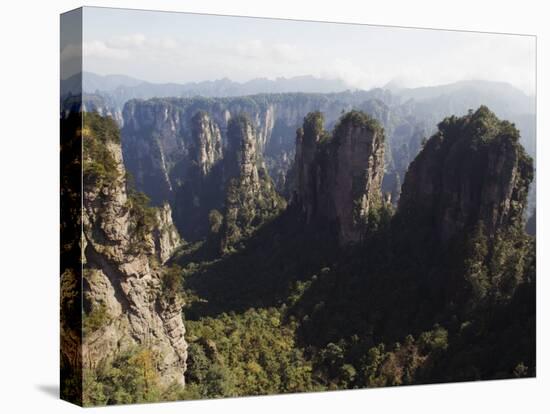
top-left (171, 111), bottom-right (225, 240)
top-left (220, 115), bottom-right (285, 251)
top-left (119, 83), bottom-right (534, 224)
top-left (398, 105), bottom-right (533, 243)
top-left (176, 107), bottom-right (535, 395)
top-left (287, 107), bottom-right (535, 383)
top-left (294, 111), bottom-right (385, 244)
top-left (120, 92), bottom-right (385, 208)
top-left (81, 113), bottom-right (187, 400)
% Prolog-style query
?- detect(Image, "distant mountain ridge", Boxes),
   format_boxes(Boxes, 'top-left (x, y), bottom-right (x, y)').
top-left (63, 72), bottom-right (535, 112)
top-left (61, 72), bottom-right (351, 103)
top-left (61, 73), bottom-right (536, 219)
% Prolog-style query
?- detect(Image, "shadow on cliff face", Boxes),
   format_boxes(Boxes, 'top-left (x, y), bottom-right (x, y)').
top-left (181, 205), bottom-right (340, 319)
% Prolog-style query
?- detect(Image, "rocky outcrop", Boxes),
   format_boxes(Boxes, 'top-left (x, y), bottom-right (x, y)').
top-left (220, 114), bottom-right (285, 251)
top-left (118, 94), bottom-right (422, 245)
top-left (154, 202), bottom-right (182, 264)
top-left (120, 93), bottom-right (378, 209)
top-left (171, 111), bottom-right (226, 241)
top-left (398, 106), bottom-right (533, 243)
top-left (113, 85), bottom-right (534, 224)
top-left (121, 101), bottom-right (186, 205)
top-left (81, 113), bottom-right (187, 387)
top-left (82, 93), bottom-right (124, 126)
top-left (189, 111), bottom-right (223, 176)
top-left (294, 111), bottom-right (386, 244)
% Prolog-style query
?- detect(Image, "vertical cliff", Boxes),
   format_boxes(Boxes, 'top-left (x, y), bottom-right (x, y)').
top-left (294, 111), bottom-right (386, 244)
top-left (398, 106), bottom-right (533, 243)
top-left (189, 110), bottom-right (223, 176)
top-left (121, 101), bottom-right (186, 205)
top-left (120, 93), bottom-right (376, 210)
top-left (395, 106), bottom-right (534, 303)
top-left (154, 202), bottom-right (183, 264)
top-left (81, 113), bottom-right (187, 391)
top-left (171, 111), bottom-right (226, 241)
top-left (220, 114), bottom-right (285, 251)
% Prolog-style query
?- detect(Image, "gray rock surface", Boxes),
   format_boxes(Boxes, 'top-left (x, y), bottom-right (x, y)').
top-left (294, 111), bottom-right (385, 244)
top-left (82, 131), bottom-right (187, 387)
top-left (398, 106), bottom-right (533, 242)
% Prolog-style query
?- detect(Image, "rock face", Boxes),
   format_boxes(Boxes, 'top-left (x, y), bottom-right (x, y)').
top-left (122, 97), bottom-right (289, 242)
top-left (189, 111), bottom-right (223, 176)
top-left (294, 111), bottom-right (386, 244)
top-left (122, 101), bottom-right (185, 205)
top-left (81, 113), bottom-right (187, 387)
top-left (111, 84), bottom-right (535, 219)
top-left (221, 114), bottom-right (285, 251)
top-left (398, 106), bottom-right (533, 243)
top-left (154, 202), bottom-right (183, 264)
top-left (82, 93), bottom-right (124, 126)
top-left (117, 94), bottom-right (429, 242)
top-left (120, 93), bottom-right (379, 208)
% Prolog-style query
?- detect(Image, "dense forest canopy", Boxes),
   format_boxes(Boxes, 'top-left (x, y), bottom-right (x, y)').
top-left (73, 103), bottom-right (535, 405)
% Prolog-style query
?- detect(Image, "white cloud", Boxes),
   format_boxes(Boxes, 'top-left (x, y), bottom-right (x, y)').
top-left (233, 39), bottom-right (304, 64)
top-left (105, 33), bottom-right (146, 49)
top-left (321, 59), bottom-right (375, 90)
top-left (82, 25), bottom-right (534, 94)
top-left (271, 43), bottom-right (301, 62)
top-left (83, 40), bottom-right (130, 60)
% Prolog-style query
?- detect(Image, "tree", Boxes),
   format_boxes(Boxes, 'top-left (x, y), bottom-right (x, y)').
top-left (208, 209), bottom-right (223, 234)
top-left (162, 265), bottom-right (182, 300)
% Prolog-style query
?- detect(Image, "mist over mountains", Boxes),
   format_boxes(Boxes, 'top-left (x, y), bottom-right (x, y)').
top-left (62, 72), bottom-right (350, 105)
top-left (61, 71), bottom-right (536, 216)
top-left (64, 73), bottom-right (537, 405)
top-left (63, 72), bottom-right (535, 116)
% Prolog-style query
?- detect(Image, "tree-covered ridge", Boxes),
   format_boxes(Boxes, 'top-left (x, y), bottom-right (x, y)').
top-left (399, 105), bottom-right (533, 237)
top-left (82, 112), bottom-right (120, 186)
top-left (294, 110), bottom-right (386, 244)
top-left (80, 113), bottom-right (188, 406)
top-left (82, 112), bottom-right (159, 246)
top-left (332, 109), bottom-right (385, 138)
top-left (175, 106), bottom-right (534, 397)
top-left (218, 114), bottom-right (286, 252)
top-left (77, 107), bottom-right (535, 404)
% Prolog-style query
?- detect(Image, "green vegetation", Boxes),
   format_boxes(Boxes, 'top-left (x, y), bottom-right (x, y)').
top-left (220, 115), bottom-right (286, 253)
top-left (333, 110), bottom-right (384, 139)
top-left (220, 174), bottom-right (285, 253)
top-left (162, 264), bottom-right (183, 301)
top-left (82, 112), bottom-right (120, 186)
top-left (208, 209), bottom-right (223, 235)
top-left (183, 308), bottom-right (315, 398)
top-left (79, 107), bottom-right (535, 404)
top-left (83, 303), bottom-right (110, 336)
top-left (83, 346), bottom-right (188, 406)
top-left (174, 107), bottom-right (534, 399)
top-left (302, 111), bottom-right (328, 142)
top-left (126, 186), bottom-right (158, 246)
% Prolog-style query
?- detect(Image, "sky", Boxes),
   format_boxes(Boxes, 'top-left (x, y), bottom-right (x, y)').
top-left (62, 6), bottom-right (536, 94)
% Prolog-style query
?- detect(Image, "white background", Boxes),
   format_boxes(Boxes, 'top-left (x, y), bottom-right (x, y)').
top-left (0, 0), bottom-right (547, 412)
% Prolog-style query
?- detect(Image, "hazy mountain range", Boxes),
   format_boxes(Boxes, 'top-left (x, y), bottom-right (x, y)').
top-left (61, 72), bottom-right (536, 216)
top-left (62, 72), bottom-right (535, 116)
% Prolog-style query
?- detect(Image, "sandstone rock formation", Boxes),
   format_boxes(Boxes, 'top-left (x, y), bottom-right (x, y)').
top-left (398, 106), bottom-right (533, 243)
top-left (154, 202), bottom-right (182, 264)
top-left (81, 113), bottom-right (187, 387)
top-left (294, 111), bottom-right (386, 244)
top-left (119, 94), bottom-right (443, 245)
top-left (189, 110), bottom-right (223, 176)
top-left (220, 114), bottom-right (285, 251)
top-left (120, 94), bottom-right (371, 209)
